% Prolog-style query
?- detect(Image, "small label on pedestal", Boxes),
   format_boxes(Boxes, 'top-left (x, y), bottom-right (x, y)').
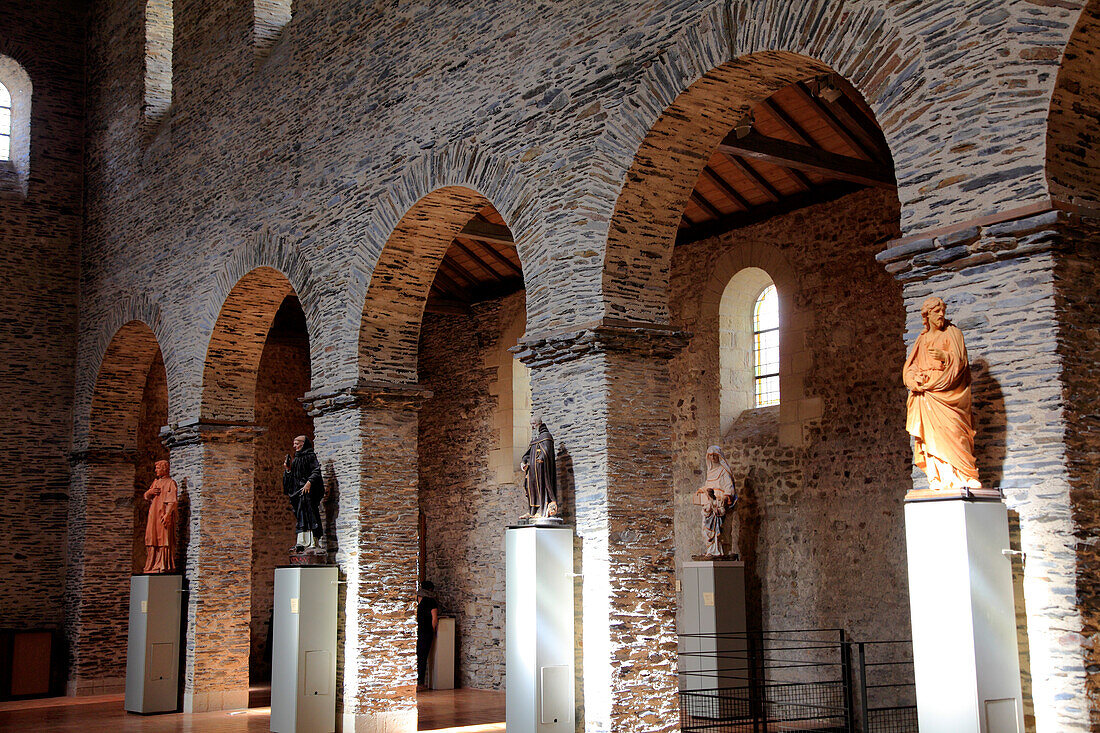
top-left (141, 600), bottom-right (148, 613)
top-left (290, 598), bottom-right (299, 614)
top-left (703, 592), bottom-right (714, 607)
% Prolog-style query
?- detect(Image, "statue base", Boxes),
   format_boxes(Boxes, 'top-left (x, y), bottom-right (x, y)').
top-left (690, 553), bottom-right (740, 562)
top-left (288, 548), bottom-right (328, 566)
top-left (517, 515), bottom-right (564, 527)
top-left (905, 487), bottom-right (1002, 502)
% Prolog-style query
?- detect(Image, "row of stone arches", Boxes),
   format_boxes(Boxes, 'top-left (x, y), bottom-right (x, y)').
top-left (65, 18), bottom-right (1100, 726)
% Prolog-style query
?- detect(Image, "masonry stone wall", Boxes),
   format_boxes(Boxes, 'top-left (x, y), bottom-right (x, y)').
top-left (0, 0), bottom-right (84, 632)
top-left (418, 292), bottom-right (529, 690)
top-left (669, 187), bottom-right (912, 642)
top-left (251, 328), bottom-right (312, 681)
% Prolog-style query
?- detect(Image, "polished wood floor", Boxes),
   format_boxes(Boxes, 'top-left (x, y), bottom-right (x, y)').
top-left (0, 687), bottom-right (506, 732)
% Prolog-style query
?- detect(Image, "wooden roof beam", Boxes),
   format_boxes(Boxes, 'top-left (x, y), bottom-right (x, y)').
top-left (721, 153), bottom-right (782, 203)
top-left (459, 219), bottom-right (514, 247)
top-left (439, 257), bottom-right (481, 287)
top-left (451, 238), bottom-right (507, 282)
top-left (458, 236), bottom-right (523, 277)
top-left (701, 166), bottom-right (752, 210)
top-left (792, 82), bottom-right (882, 163)
top-left (690, 190), bottom-right (724, 219)
top-left (718, 131), bottom-right (896, 189)
top-left (430, 268), bottom-right (469, 300)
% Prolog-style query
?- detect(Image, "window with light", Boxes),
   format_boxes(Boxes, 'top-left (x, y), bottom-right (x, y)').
top-left (752, 284), bottom-right (779, 407)
top-left (0, 82), bottom-right (11, 162)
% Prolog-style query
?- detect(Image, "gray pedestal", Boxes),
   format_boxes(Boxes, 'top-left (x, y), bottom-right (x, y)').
top-left (124, 573), bottom-right (182, 714)
top-left (429, 616), bottom-right (455, 690)
top-left (506, 525), bottom-right (575, 733)
top-left (271, 565), bottom-right (338, 733)
top-left (679, 560), bottom-right (747, 692)
top-left (905, 498), bottom-right (1024, 733)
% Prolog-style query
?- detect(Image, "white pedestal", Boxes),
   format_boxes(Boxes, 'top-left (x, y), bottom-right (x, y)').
top-left (271, 566), bottom-right (338, 733)
top-left (679, 560), bottom-right (747, 692)
top-left (429, 616), bottom-right (455, 690)
top-left (905, 498), bottom-right (1024, 733)
top-left (124, 573), bottom-right (182, 714)
top-left (506, 525), bottom-right (575, 733)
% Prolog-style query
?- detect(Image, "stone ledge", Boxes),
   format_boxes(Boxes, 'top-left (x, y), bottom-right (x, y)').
top-left (513, 319), bottom-right (691, 368)
top-left (160, 421), bottom-right (265, 449)
top-left (301, 380), bottom-right (434, 416)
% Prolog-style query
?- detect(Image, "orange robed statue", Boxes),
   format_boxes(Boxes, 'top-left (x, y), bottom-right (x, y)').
top-left (142, 459), bottom-right (178, 573)
top-left (903, 297), bottom-right (981, 493)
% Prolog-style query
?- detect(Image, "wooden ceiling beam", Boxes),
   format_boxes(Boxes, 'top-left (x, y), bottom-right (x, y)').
top-left (458, 236), bottom-right (523, 277)
top-left (439, 257), bottom-right (480, 287)
top-left (677, 182), bottom-right (863, 245)
top-left (718, 131), bottom-right (896, 189)
top-left (430, 268), bottom-right (469, 300)
top-left (459, 219), bottom-right (514, 247)
top-left (451, 238), bottom-right (506, 282)
top-left (721, 153), bottom-right (782, 203)
top-left (690, 190), bottom-right (724, 220)
top-left (792, 82), bottom-right (881, 163)
top-left (701, 166), bottom-right (752, 210)
top-left (760, 98), bottom-right (817, 147)
top-left (424, 296), bottom-right (472, 316)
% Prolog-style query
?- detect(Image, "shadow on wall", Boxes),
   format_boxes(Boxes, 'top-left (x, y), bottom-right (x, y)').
top-left (1007, 509), bottom-right (1036, 733)
top-left (970, 358), bottom-right (1006, 490)
top-left (556, 447), bottom-right (574, 525)
top-left (323, 459), bottom-right (339, 554)
top-left (737, 467), bottom-right (764, 633)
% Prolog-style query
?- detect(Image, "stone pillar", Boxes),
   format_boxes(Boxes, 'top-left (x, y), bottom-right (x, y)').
top-left (515, 324), bottom-right (688, 733)
top-left (304, 382), bottom-right (429, 733)
top-left (877, 206), bottom-right (1094, 733)
top-left (163, 421), bottom-right (262, 713)
top-left (64, 447), bottom-right (138, 695)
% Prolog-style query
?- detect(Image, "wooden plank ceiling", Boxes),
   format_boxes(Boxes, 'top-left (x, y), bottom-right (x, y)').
top-left (426, 74), bottom-right (894, 313)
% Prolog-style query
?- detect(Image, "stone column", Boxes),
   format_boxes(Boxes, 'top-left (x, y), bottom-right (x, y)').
top-left (64, 447), bottom-right (138, 695)
top-left (515, 324), bottom-right (688, 733)
top-left (877, 206), bottom-right (1095, 733)
top-left (304, 382), bottom-right (430, 733)
top-left (163, 421), bottom-right (262, 713)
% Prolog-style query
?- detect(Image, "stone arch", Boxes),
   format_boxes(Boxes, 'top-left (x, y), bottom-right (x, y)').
top-left (88, 320), bottom-right (167, 450)
top-left (1047, 0), bottom-right (1100, 207)
top-left (358, 184), bottom-right (524, 383)
top-left (200, 265), bottom-right (308, 423)
top-left (604, 46), bottom-right (905, 325)
top-left (73, 292), bottom-right (175, 451)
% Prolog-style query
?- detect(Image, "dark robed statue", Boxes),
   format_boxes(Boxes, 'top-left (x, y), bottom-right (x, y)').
top-left (521, 416), bottom-right (559, 522)
top-left (283, 434), bottom-right (324, 551)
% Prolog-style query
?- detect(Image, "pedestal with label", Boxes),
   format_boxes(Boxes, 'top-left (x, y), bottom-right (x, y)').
top-left (429, 616), bottom-right (456, 690)
top-left (271, 565), bottom-right (338, 733)
top-left (124, 573), bottom-right (182, 714)
top-left (905, 497), bottom-right (1024, 733)
top-left (679, 559), bottom-right (747, 693)
top-left (506, 524), bottom-right (575, 733)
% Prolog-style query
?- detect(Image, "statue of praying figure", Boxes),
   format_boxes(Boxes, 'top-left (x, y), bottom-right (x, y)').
top-left (520, 416), bottom-right (559, 522)
top-left (693, 446), bottom-right (736, 558)
top-left (903, 297), bottom-right (982, 493)
top-left (142, 459), bottom-right (178, 573)
top-left (283, 435), bottom-right (325, 551)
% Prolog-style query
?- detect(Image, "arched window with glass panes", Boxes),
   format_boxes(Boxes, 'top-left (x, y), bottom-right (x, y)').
top-left (0, 54), bottom-right (31, 196)
top-left (0, 82), bottom-right (11, 162)
top-left (752, 285), bottom-right (780, 407)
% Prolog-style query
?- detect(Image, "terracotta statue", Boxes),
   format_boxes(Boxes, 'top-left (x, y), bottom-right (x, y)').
top-left (142, 459), bottom-right (178, 573)
top-left (520, 416), bottom-right (558, 521)
top-left (283, 435), bottom-right (324, 550)
top-left (693, 446), bottom-right (737, 557)
top-left (903, 297), bottom-right (981, 492)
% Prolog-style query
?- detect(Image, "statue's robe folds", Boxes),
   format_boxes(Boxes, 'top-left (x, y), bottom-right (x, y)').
top-left (903, 323), bottom-right (980, 489)
top-left (143, 476), bottom-right (178, 573)
top-left (284, 447), bottom-right (324, 537)
top-left (522, 428), bottom-right (557, 516)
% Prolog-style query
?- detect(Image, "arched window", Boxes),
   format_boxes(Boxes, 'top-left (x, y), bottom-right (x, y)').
top-left (489, 303), bottom-right (532, 484)
top-left (254, 0), bottom-right (292, 60)
top-left (0, 55), bottom-right (32, 196)
top-left (752, 285), bottom-right (780, 407)
top-left (144, 0), bottom-right (173, 131)
top-left (0, 82), bottom-right (11, 161)
top-left (718, 267), bottom-right (775, 434)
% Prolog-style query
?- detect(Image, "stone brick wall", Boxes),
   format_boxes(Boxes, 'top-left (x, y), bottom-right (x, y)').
top-left (418, 292), bottom-right (529, 690)
top-left (669, 187), bottom-right (912, 641)
top-left (0, 0), bottom-right (84, 632)
top-left (250, 319), bottom-right (312, 681)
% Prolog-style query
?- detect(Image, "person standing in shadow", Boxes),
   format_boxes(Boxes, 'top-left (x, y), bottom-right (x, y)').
top-left (416, 581), bottom-right (439, 689)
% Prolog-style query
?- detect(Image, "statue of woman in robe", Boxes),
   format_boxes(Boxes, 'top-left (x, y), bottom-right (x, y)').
top-left (520, 416), bottom-right (558, 521)
top-left (693, 446), bottom-right (736, 557)
top-left (903, 297), bottom-right (982, 493)
top-left (143, 459), bottom-right (178, 573)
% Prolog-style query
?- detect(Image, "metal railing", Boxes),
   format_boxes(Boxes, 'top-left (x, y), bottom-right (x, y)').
top-left (678, 630), bottom-right (918, 733)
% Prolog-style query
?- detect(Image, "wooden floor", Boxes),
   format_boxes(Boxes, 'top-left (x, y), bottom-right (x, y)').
top-left (0, 687), bottom-right (506, 732)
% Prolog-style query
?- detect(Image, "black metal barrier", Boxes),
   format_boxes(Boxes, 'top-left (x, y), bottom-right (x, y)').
top-left (678, 630), bottom-right (918, 733)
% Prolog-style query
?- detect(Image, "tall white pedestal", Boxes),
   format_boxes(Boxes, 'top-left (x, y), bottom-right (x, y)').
top-left (506, 525), bottom-right (575, 733)
top-left (905, 498), bottom-right (1023, 733)
top-left (271, 566), bottom-right (337, 733)
top-left (124, 573), bottom-right (182, 714)
top-left (679, 560), bottom-right (747, 692)
top-left (429, 616), bottom-right (455, 690)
